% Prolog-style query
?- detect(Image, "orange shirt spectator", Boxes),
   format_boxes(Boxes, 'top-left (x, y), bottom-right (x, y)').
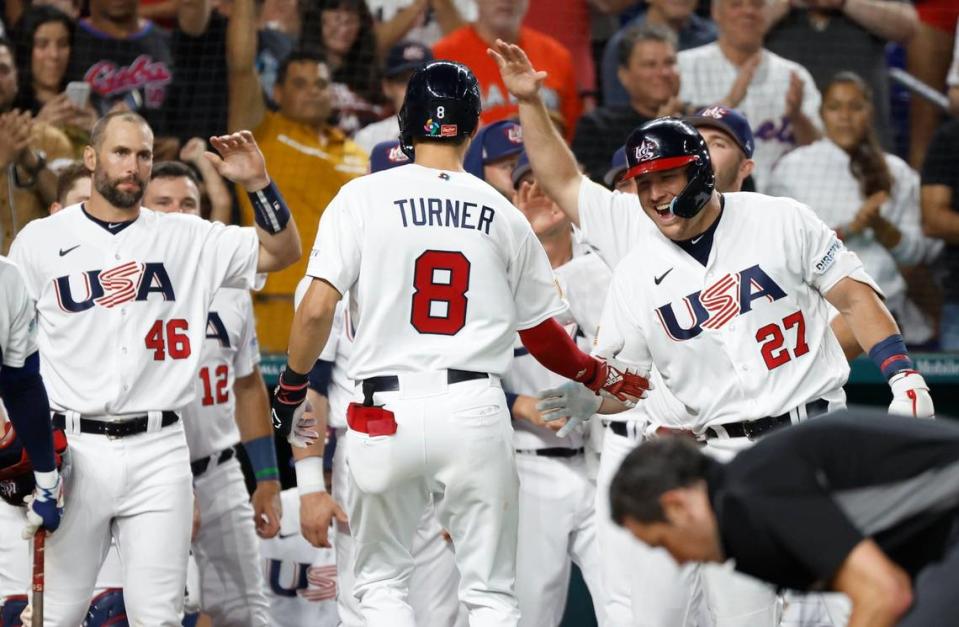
top-left (433, 24), bottom-right (581, 139)
top-left (523, 0), bottom-right (593, 96)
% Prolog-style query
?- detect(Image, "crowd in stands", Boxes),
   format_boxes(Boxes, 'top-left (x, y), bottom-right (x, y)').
top-left (1, 0), bottom-right (958, 351)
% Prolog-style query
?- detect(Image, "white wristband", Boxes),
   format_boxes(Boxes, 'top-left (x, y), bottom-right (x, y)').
top-left (295, 456), bottom-right (326, 496)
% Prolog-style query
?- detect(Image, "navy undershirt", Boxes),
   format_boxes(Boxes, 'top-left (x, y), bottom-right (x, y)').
top-left (81, 203), bottom-right (138, 234)
top-left (674, 195), bottom-right (724, 267)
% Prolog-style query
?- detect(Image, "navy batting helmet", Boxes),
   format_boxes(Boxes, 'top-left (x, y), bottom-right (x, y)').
top-left (0, 423), bottom-right (68, 507)
top-left (398, 60), bottom-right (482, 159)
top-left (623, 118), bottom-right (714, 219)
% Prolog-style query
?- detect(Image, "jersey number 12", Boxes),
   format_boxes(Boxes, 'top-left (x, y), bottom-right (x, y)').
top-left (410, 250), bottom-right (471, 335)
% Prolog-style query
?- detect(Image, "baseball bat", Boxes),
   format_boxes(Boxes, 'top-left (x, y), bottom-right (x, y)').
top-left (32, 529), bottom-right (44, 627)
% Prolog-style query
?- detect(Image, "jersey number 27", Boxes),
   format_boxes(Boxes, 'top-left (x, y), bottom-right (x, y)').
top-left (410, 250), bottom-right (471, 335)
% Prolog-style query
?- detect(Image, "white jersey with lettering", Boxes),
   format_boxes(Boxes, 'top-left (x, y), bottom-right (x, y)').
top-left (504, 235), bottom-right (607, 449)
top-left (0, 256), bottom-right (36, 373)
top-left (307, 163), bottom-right (565, 381)
top-left (260, 489), bottom-right (338, 627)
top-left (181, 288), bottom-right (259, 460)
top-left (595, 192), bottom-right (879, 429)
top-left (7, 204), bottom-right (258, 415)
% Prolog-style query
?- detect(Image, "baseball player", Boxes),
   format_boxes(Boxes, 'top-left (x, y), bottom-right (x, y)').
top-left (290, 140), bottom-right (464, 627)
top-left (490, 40), bottom-right (933, 627)
top-left (464, 120), bottom-right (525, 198)
top-left (144, 161), bottom-right (280, 625)
top-left (260, 488), bottom-right (338, 626)
top-left (504, 153), bottom-right (608, 627)
top-left (270, 61), bottom-right (648, 627)
top-left (7, 111), bottom-right (301, 625)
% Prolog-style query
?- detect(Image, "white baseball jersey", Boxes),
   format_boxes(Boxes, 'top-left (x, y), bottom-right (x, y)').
top-left (294, 278), bottom-right (353, 429)
top-left (307, 164), bottom-right (565, 380)
top-left (7, 205), bottom-right (258, 416)
top-left (504, 236), bottom-right (607, 449)
top-left (0, 256), bottom-right (37, 372)
top-left (678, 43), bottom-right (822, 192)
top-left (595, 192), bottom-right (879, 428)
top-left (181, 288), bottom-right (260, 460)
top-left (260, 489), bottom-right (338, 627)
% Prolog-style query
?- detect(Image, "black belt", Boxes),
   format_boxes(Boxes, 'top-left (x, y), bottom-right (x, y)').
top-left (608, 421), bottom-right (629, 437)
top-left (516, 447), bottom-right (584, 458)
top-left (705, 399), bottom-right (829, 440)
top-left (361, 370), bottom-right (489, 406)
top-left (191, 446), bottom-right (236, 477)
top-left (52, 411), bottom-right (179, 438)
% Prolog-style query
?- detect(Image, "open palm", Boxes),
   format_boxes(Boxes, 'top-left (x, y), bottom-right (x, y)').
top-left (487, 39), bottom-right (548, 102)
top-left (205, 131), bottom-right (270, 191)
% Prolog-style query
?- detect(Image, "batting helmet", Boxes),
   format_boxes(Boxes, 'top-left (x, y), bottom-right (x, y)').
top-left (0, 422), bottom-right (68, 507)
top-left (623, 118), bottom-right (714, 219)
top-left (398, 60), bottom-right (482, 159)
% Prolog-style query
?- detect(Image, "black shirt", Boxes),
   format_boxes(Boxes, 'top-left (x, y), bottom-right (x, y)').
top-left (67, 19), bottom-right (174, 135)
top-left (708, 411), bottom-right (959, 591)
top-left (571, 105), bottom-right (651, 184)
top-left (920, 118), bottom-right (959, 303)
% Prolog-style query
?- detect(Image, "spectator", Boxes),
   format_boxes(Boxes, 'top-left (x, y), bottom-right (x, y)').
top-left (920, 116), bottom-right (959, 351)
top-left (12, 5), bottom-right (96, 154)
top-left (765, 0), bottom-right (918, 149)
top-left (906, 0), bottom-right (959, 168)
top-left (65, 0), bottom-right (176, 153)
top-left (169, 0), bottom-right (293, 142)
top-left (49, 159), bottom-right (91, 213)
top-left (603, 145), bottom-right (634, 193)
top-left (463, 119), bottom-right (524, 198)
top-left (368, 0), bottom-right (475, 50)
top-left (0, 37), bottom-right (73, 252)
top-left (685, 105), bottom-right (756, 194)
top-left (354, 39), bottom-right (433, 153)
top-left (229, 0), bottom-right (367, 351)
top-left (769, 72), bottom-right (938, 345)
top-left (572, 24), bottom-right (681, 183)
top-left (139, 0), bottom-right (180, 30)
top-left (600, 0), bottom-right (717, 106)
top-left (300, 0), bottom-right (385, 135)
top-left (678, 0), bottom-right (821, 192)
top-left (948, 17), bottom-right (959, 116)
top-left (433, 0), bottom-right (581, 140)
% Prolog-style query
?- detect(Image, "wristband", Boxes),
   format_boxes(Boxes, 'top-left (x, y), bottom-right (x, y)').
top-left (247, 181), bottom-right (291, 234)
top-left (295, 456), bottom-right (327, 496)
top-left (243, 435), bottom-right (280, 482)
top-left (868, 334), bottom-right (914, 381)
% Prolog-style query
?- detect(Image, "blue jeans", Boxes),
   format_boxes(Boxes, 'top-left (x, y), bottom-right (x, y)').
top-left (940, 303), bottom-right (959, 351)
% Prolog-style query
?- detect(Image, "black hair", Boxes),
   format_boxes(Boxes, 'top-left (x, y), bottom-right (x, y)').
top-left (824, 71), bottom-right (892, 198)
top-left (12, 5), bottom-right (74, 115)
top-left (617, 23), bottom-right (678, 69)
top-left (299, 0), bottom-right (381, 102)
top-left (276, 48), bottom-right (328, 87)
top-left (609, 437), bottom-right (712, 524)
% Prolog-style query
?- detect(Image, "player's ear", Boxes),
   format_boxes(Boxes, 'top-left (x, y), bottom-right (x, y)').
top-left (660, 489), bottom-right (689, 525)
top-left (739, 158), bottom-right (755, 180)
top-left (83, 145), bottom-right (97, 172)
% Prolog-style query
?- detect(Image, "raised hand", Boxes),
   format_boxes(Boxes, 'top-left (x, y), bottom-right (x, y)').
top-left (205, 131), bottom-right (270, 191)
top-left (487, 39), bottom-right (548, 103)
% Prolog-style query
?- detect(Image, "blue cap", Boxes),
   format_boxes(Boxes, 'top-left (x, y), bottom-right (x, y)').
top-left (685, 106), bottom-right (754, 158)
top-left (510, 150), bottom-right (533, 189)
top-left (464, 120), bottom-right (524, 180)
top-left (385, 40), bottom-right (433, 78)
top-left (369, 140), bottom-right (411, 173)
top-left (603, 146), bottom-right (628, 187)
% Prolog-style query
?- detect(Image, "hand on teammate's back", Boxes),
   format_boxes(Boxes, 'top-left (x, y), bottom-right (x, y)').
top-left (300, 492), bottom-right (348, 548)
top-left (22, 470), bottom-right (63, 539)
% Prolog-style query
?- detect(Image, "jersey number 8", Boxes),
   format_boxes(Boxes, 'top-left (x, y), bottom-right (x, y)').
top-left (410, 250), bottom-right (471, 335)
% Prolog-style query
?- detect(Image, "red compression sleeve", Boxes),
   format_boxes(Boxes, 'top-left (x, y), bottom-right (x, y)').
top-left (518, 318), bottom-right (598, 383)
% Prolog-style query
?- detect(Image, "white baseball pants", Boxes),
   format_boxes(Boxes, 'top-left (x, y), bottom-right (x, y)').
top-left (345, 374), bottom-right (521, 627)
top-left (192, 455), bottom-right (271, 626)
top-left (44, 419), bottom-right (193, 626)
top-left (332, 427), bottom-right (464, 627)
top-left (515, 452), bottom-right (605, 627)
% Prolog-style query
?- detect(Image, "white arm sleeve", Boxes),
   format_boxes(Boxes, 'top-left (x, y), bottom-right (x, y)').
top-left (305, 193), bottom-right (361, 296)
top-left (795, 201), bottom-right (881, 296)
top-left (203, 223), bottom-right (260, 291)
top-left (234, 292), bottom-right (260, 378)
top-left (593, 268), bottom-right (652, 373)
top-left (0, 261), bottom-right (38, 369)
top-left (510, 231), bottom-right (567, 330)
top-left (577, 176), bottom-right (646, 268)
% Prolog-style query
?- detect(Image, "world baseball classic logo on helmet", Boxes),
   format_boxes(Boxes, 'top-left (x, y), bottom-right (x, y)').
top-left (636, 138), bottom-right (659, 162)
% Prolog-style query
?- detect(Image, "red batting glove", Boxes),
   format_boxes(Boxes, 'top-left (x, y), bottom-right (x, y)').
top-left (577, 357), bottom-right (651, 402)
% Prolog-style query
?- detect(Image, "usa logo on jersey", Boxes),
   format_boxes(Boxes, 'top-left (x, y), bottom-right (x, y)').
top-left (54, 261), bottom-right (175, 313)
top-left (655, 264), bottom-right (786, 341)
